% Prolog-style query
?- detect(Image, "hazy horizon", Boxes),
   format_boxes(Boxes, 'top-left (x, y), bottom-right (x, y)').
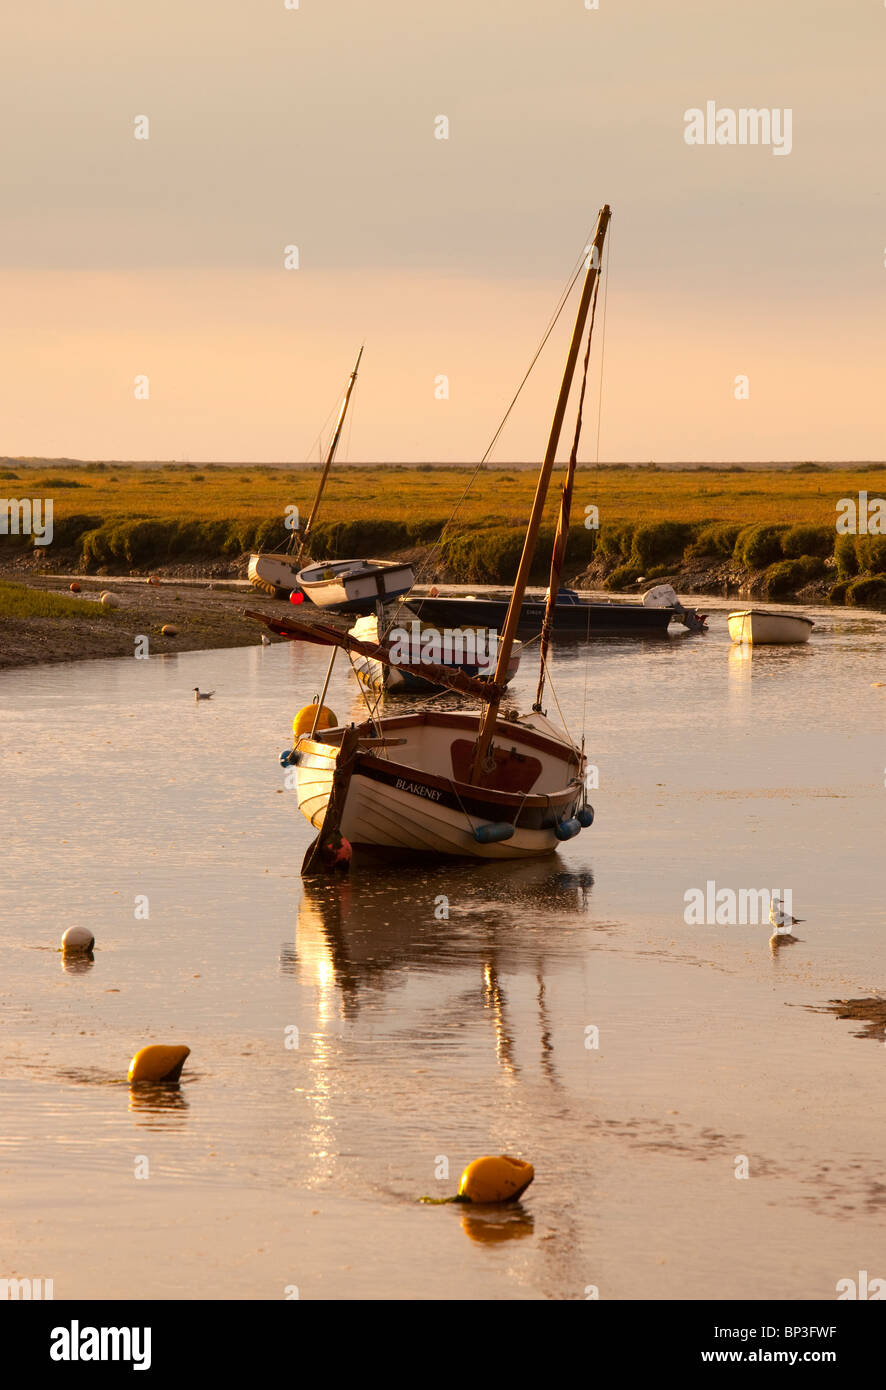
top-left (3, 1), bottom-right (883, 462)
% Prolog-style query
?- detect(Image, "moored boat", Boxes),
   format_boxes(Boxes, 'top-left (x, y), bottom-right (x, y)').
top-left (348, 613), bottom-right (522, 693)
top-left (727, 609), bottom-right (814, 645)
top-left (251, 203), bottom-right (614, 872)
top-left (408, 589), bottom-right (673, 635)
top-left (286, 709), bottom-right (584, 858)
top-left (297, 559), bottom-right (415, 614)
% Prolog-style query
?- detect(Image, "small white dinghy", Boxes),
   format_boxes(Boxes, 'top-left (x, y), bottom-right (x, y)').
top-left (297, 559), bottom-right (415, 614)
top-left (727, 609), bottom-right (814, 645)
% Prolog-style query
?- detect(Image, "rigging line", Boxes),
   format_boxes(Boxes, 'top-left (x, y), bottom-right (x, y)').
top-left (346, 652), bottom-right (385, 742)
top-left (584, 223), bottom-right (611, 743)
top-left (594, 217), bottom-right (612, 468)
top-left (539, 650), bottom-right (574, 748)
top-left (406, 226), bottom-right (599, 600)
top-left (343, 381), bottom-right (357, 463)
top-left (447, 778), bottom-right (477, 835)
top-left (339, 223), bottom-right (598, 704)
top-left (581, 601), bottom-right (591, 743)
top-left (304, 390), bottom-right (345, 466)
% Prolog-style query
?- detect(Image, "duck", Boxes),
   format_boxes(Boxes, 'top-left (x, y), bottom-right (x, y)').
top-left (193, 687), bottom-right (215, 702)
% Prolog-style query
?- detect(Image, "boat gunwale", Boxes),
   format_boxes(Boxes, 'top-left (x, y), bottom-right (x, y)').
top-left (305, 709), bottom-right (580, 760)
top-left (295, 713), bottom-right (583, 811)
top-left (727, 609), bottom-right (815, 625)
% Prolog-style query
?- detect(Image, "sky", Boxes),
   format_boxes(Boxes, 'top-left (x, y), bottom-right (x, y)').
top-left (1, 0), bottom-right (884, 463)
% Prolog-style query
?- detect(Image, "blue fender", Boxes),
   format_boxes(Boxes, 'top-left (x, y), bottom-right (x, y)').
top-left (474, 822), bottom-right (515, 844)
top-left (555, 817), bottom-right (581, 841)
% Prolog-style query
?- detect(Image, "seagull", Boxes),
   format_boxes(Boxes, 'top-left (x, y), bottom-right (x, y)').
top-left (261, 634), bottom-right (271, 646)
top-left (769, 895), bottom-right (804, 934)
top-left (193, 687), bottom-right (215, 702)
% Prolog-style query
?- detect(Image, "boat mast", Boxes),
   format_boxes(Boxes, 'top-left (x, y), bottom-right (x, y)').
top-left (534, 254), bottom-right (603, 710)
top-left (290, 345), bottom-right (364, 560)
top-left (470, 206), bottom-right (611, 782)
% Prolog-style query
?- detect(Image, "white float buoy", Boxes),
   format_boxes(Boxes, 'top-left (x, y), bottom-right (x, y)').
top-left (61, 925), bottom-right (95, 956)
top-left (100, 592), bottom-right (120, 609)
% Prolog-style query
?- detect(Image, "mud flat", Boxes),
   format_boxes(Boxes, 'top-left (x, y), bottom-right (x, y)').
top-left (0, 576), bottom-right (276, 671)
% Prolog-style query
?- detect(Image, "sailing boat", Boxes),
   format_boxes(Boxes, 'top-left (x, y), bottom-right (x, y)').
top-left (248, 206), bottom-right (611, 868)
top-left (247, 347), bottom-right (414, 607)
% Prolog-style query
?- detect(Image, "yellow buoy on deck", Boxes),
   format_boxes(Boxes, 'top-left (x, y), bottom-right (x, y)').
top-left (457, 1155), bottom-right (534, 1204)
top-left (293, 705), bottom-right (337, 739)
top-left (128, 1044), bottom-right (190, 1084)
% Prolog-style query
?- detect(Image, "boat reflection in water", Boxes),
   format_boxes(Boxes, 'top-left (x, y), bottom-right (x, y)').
top-left (283, 858), bottom-right (598, 1238)
top-left (283, 858), bottom-right (597, 1036)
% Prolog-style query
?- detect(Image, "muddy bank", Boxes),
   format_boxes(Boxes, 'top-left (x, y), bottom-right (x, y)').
top-left (0, 576), bottom-right (281, 671)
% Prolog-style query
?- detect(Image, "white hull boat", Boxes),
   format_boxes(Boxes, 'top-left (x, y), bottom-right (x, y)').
top-left (727, 609), bottom-right (814, 645)
top-left (247, 551), bottom-right (303, 599)
top-left (297, 559), bottom-right (415, 614)
top-left (347, 614), bottom-right (522, 693)
top-left (250, 202), bottom-right (613, 874)
top-left (285, 710), bottom-right (587, 858)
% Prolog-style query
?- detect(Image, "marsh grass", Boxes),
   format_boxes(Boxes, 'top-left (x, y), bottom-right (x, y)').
top-left (2, 465), bottom-right (886, 603)
top-left (4, 462), bottom-right (883, 536)
top-left (0, 581), bottom-right (112, 620)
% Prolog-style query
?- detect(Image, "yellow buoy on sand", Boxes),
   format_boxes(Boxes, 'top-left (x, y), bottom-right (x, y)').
top-left (61, 925), bottom-right (94, 956)
top-left (293, 704), bottom-right (338, 739)
top-left (457, 1155), bottom-right (534, 1204)
top-left (128, 1044), bottom-right (190, 1084)
top-left (161, 623), bottom-right (178, 636)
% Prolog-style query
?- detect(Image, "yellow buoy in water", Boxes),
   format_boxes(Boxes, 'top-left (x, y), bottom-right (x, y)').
top-left (293, 704), bottom-right (338, 739)
top-left (457, 1155), bottom-right (534, 1204)
top-left (128, 1044), bottom-right (190, 1084)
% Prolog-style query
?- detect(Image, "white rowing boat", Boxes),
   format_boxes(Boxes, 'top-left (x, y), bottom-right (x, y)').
top-left (297, 559), bottom-right (415, 614)
top-left (347, 614), bottom-right (522, 693)
top-left (727, 609), bottom-right (814, 645)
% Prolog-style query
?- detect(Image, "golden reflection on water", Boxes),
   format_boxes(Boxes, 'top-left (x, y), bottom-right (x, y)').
top-left (127, 1082), bottom-right (189, 1125)
top-left (460, 1205), bottom-right (535, 1244)
top-left (727, 642), bottom-right (753, 711)
top-left (482, 961), bottom-right (517, 1078)
top-left (60, 954), bottom-right (95, 976)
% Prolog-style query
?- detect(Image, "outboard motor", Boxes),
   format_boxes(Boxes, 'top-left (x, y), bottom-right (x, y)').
top-left (642, 584), bottom-right (708, 633)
